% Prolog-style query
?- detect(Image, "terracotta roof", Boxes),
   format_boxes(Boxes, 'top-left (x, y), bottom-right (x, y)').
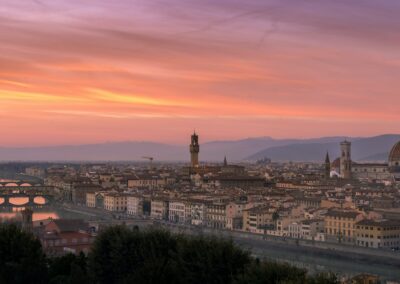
top-left (50, 219), bottom-right (88, 233)
top-left (356, 219), bottom-right (400, 227)
top-left (325, 210), bottom-right (361, 219)
top-left (331, 158), bottom-right (340, 168)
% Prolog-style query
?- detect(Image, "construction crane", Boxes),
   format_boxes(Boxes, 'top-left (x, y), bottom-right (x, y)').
top-left (142, 156), bottom-right (154, 168)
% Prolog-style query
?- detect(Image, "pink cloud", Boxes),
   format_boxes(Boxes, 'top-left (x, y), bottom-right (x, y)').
top-left (0, 0), bottom-right (399, 145)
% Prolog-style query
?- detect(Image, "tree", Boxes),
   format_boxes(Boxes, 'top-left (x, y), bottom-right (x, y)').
top-left (235, 261), bottom-right (339, 284)
top-left (0, 224), bottom-right (48, 284)
top-left (307, 272), bottom-right (339, 284)
top-left (175, 235), bottom-right (251, 284)
top-left (48, 252), bottom-right (89, 284)
top-left (234, 260), bottom-right (308, 284)
top-left (88, 226), bottom-right (251, 284)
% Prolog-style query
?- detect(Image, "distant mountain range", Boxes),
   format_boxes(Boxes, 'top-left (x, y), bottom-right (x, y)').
top-left (0, 134), bottom-right (399, 163)
top-left (246, 134), bottom-right (400, 162)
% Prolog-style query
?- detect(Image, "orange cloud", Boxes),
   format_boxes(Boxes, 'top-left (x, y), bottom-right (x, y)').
top-left (0, 0), bottom-right (399, 146)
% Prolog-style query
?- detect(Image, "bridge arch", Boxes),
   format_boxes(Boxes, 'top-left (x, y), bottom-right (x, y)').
top-left (9, 197), bottom-right (29, 206)
top-left (33, 196), bottom-right (46, 205)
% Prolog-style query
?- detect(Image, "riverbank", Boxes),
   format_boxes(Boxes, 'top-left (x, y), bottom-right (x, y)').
top-left (35, 204), bottom-right (400, 282)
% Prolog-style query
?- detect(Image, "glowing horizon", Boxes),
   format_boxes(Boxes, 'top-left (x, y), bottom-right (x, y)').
top-left (1, 0), bottom-right (399, 147)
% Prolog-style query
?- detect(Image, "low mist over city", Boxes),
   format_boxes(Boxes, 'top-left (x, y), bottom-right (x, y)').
top-left (1, 1), bottom-right (400, 283)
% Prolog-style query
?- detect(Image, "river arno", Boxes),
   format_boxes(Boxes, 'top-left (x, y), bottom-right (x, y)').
top-left (0, 198), bottom-right (92, 222)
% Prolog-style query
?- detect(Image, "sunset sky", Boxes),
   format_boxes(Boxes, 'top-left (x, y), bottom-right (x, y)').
top-left (1, 0), bottom-right (399, 146)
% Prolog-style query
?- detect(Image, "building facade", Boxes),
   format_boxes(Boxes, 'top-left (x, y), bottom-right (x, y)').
top-left (206, 202), bottom-right (227, 229)
top-left (243, 206), bottom-right (275, 233)
top-left (104, 193), bottom-right (128, 212)
top-left (127, 195), bottom-right (143, 216)
top-left (151, 199), bottom-right (169, 220)
top-left (169, 200), bottom-right (186, 223)
top-left (355, 219), bottom-right (400, 249)
top-left (324, 210), bottom-right (364, 243)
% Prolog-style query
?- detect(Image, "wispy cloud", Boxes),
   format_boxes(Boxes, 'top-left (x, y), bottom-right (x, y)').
top-left (0, 0), bottom-right (399, 145)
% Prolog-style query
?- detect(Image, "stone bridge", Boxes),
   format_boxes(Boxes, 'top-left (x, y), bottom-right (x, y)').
top-left (0, 181), bottom-right (43, 187)
top-left (0, 183), bottom-right (55, 208)
top-left (0, 193), bottom-right (54, 208)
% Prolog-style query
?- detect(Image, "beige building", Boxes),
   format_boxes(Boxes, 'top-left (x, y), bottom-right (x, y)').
top-left (288, 222), bottom-right (302, 238)
top-left (301, 219), bottom-right (325, 241)
top-left (86, 192), bottom-right (96, 208)
top-left (225, 201), bottom-right (249, 230)
top-left (104, 193), bottom-right (127, 212)
top-left (169, 200), bottom-right (186, 223)
top-left (324, 210), bottom-right (364, 243)
top-left (273, 216), bottom-right (298, 237)
top-left (127, 175), bottom-right (166, 189)
top-left (150, 199), bottom-right (169, 220)
top-left (206, 202), bottom-right (227, 229)
top-left (243, 206), bottom-right (275, 233)
top-left (86, 191), bottom-right (109, 209)
top-left (127, 195), bottom-right (143, 216)
top-left (355, 219), bottom-right (400, 249)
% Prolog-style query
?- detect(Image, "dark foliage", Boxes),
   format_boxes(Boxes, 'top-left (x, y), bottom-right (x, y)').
top-left (235, 260), bottom-right (339, 284)
top-left (88, 226), bottom-right (339, 284)
top-left (48, 252), bottom-right (90, 284)
top-left (88, 226), bottom-right (251, 284)
top-left (0, 224), bottom-right (47, 284)
top-left (235, 260), bottom-right (308, 284)
top-left (0, 224), bottom-right (339, 284)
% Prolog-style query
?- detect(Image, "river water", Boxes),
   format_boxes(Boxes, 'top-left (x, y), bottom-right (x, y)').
top-left (0, 197), bottom-right (59, 221)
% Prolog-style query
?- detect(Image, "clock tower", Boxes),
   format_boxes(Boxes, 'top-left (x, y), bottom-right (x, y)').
top-left (190, 131), bottom-right (200, 167)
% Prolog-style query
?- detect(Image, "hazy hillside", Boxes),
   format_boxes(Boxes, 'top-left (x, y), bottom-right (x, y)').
top-left (0, 136), bottom-right (348, 162)
top-left (0, 142), bottom-right (185, 162)
top-left (201, 136), bottom-right (355, 161)
top-left (247, 134), bottom-right (400, 162)
top-left (0, 135), bottom-right (398, 162)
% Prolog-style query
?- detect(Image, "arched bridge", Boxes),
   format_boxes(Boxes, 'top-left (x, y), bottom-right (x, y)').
top-left (0, 181), bottom-right (43, 187)
top-left (0, 183), bottom-right (55, 208)
top-left (0, 194), bottom-right (54, 208)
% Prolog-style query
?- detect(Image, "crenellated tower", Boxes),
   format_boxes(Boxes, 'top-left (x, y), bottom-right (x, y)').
top-left (190, 131), bottom-right (200, 167)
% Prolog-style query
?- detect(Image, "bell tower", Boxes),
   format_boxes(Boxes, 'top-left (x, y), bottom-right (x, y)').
top-left (340, 140), bottom-right (352, 179)
top-left (325, 152), bottom-right (331, 179)
top-left (190, 131), bottom-right (200, 167)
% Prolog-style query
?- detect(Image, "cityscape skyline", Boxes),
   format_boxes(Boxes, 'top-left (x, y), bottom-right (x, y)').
top-left (1, 1), bottom-right (400, 283)
top-left (1, 0), bottom-right (400, 146)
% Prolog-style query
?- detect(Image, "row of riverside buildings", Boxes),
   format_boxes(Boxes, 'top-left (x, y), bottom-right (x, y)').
top-left (85, 191), bottom-right (400, 250)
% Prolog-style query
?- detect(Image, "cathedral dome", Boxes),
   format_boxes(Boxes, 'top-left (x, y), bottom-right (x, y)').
top-left (388, 141), bottom-right (400, 172)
